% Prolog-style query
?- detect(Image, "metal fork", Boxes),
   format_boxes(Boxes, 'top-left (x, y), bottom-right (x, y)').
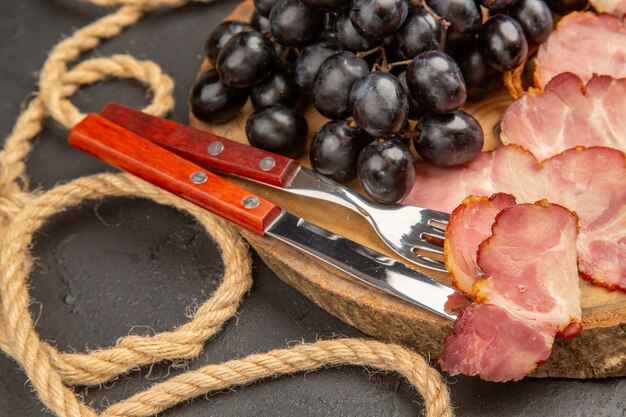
top-left (99, 102), bottom-right (451, 273)
top-left (282, 166), bottom-right (450, 273)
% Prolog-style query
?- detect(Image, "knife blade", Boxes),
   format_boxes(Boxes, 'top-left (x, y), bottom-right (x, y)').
top-left (68, 113), bottom-right (457, 321)
top-left (266, 212), bottom-right (456, 320)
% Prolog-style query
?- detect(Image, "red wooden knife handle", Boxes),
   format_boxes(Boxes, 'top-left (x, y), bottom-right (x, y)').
top-left (68, 114), bottom-right (282, 235)
top-left (100, 102), bottom-right (300, 188)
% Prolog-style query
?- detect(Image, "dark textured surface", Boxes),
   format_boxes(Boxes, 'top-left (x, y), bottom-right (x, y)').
top-left (0, 1), bottom-right (624, 416)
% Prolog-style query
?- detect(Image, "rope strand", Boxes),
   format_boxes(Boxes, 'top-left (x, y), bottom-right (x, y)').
top-left (0, 1), bottom-right (453, 416)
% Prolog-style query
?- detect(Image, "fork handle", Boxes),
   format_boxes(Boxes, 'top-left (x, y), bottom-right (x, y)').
top-left (68, 114), bottom-right (282, 235)
top-left (99, 103), bottom-right (381, 216)
top-left (100, 103), bottom-right (300, 188)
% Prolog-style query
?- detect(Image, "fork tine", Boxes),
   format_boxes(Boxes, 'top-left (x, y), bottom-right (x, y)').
top-left (428, 219), bottom-right (448, 232)
top-left (410, 253), bottom-right (448, 273)
top-left (425, 209), bottom-right (450, 222)
top-left (414, 237), bottom-right (445, 255)
top-left (424, 227), bottom-right (446, 241)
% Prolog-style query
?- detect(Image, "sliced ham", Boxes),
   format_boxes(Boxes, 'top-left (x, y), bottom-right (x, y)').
top-left (591, 0), bottom-right (626, 17)
top-left (474, 202), bottom-right (581, 336)
top-left (445, 196), bottom-right (583, 333)
top-left (440, 201), bottom-right (581, 382)
top-left (501, 73), bottom-right (626, 160)
top-left (535, 12), bottom-right (626, 89)
top-left (440, 305), bottom-right (553, 382)
top-left (444, 193), bottom-right (516, 296)
top-left (403, 145), bottom-right (626, 292)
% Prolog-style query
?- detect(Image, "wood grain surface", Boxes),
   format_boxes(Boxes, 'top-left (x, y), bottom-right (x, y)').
top-left (189, 0), bottom-right (626, 379)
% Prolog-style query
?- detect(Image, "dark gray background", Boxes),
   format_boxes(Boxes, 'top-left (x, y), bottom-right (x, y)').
top-left (0, 1), bottom-right (623, 416)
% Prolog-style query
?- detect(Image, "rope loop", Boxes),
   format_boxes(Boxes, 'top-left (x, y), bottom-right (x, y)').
top-left (0, 0), bottom-right (453, 416)
top-left (50, 54), bottom-right (175, 129)
top-left (0, 173), bottom-right (252, 414)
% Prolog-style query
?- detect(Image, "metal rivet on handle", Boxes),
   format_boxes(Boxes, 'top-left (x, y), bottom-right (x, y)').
top-left (259, 156), bottom-right (275, 171)
top-left (190, 171), bottom-right (208, 184)
top-left (208, 141), bottom-right (224, 155)
top-left (243, 196), bottom-right (260, 209)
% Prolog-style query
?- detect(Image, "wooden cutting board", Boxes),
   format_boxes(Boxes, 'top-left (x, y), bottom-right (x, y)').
top-left (190, 0), bottom-right (626, 379)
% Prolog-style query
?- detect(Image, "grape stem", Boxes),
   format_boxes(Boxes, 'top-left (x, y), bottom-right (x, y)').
top-left (358, 45), bottom-right (390, 73)
top-left (408, 124), bottom-right (419, 144)
top-left (280, 47), bottom-right (292, 61)
top-left (386, 59), bottom-right (412, 70)
top-left (380, 47), bottom-right (388, 71)
top-left (411, 0), bottom-right (451, 30)
top-left (356, 45), bottom-right (384, 59)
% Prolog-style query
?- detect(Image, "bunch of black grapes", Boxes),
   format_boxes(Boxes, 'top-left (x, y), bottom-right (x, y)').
top-left (190, 0), bottom-right (586, 203)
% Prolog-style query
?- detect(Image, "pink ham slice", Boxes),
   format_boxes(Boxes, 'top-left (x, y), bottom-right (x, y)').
top-left (403, 145), bottom-right (626, 292)
top-left (473, 202), bottom-right (581, 336)
top-left (445, 195), bottom-right (583, 334)
top-left (444, 194), bottom-right (517, 296)
top-left (440, 305), bottom-right (553, 382)
top-left (535, 12), bottom-right (626, 89)
top-left (501, 73), bottom-right (626, 160)
top-left (440, 201), bottom-right (581, 382)
top-left (591, 0), bottom-right (626, 17)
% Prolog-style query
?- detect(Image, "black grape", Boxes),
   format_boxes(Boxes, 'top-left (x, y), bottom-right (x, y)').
top-left (189, 69), bottom-right (249, 124)
top-left (268, 34), bottom-right (299, 64)
top-left (251, 11), bottom-right (271, 32)
top-left (294, 41), bottom-right (339, 94)
top-left (510, 0), bottom-right (553, 45)
top-left (391, 7), bottom-right (446, 60)
top-left (350, 0), bottom-right (409, 42)
top-left (545, 0), bottom-right (588, 14)
top-left (310, 120), bottom-right (371, 182)
top-left (444, 38), bottom-right (476, 62)
top-left (216, 31), bottom-right (275, 88)
top-left (458, 47), bottom-right (501, 101)
top-left (301, 0), bottom-right (351, 11)
top-left (319, 12), bottom-right (338, 42)
top-left (251, 65), bottom-right (300, 109)
top-left (479, 0), bottom-right (519, 11)
top-left (478, 15), bottom-right (529, 72)
top-left (312, 52), bottom-right (369, 119)
top-left (269, 0), bottom-right (326, 47)
top-left (414, 110), bottom-right (483, 167)
top-left (205, 21), bottom-right (254, 64)
top-left (335, 9), bottom-right (376, 51)
top-left (425, 0), bottom-right (482, 42)
top-left (357, 139), bottom-right (416, 203)
top-left (397, 71), bottom-right (425, 120)
top-left (405, 50), bottom-right (467, 113)
top-left (349, 72), bottom-right (409, 137)
top-left (270, 36), bottom-right (290, 62)
top-left (255, 0), bottom-right (280, 17)
top-left (245, 105), bottom-right (308, 158)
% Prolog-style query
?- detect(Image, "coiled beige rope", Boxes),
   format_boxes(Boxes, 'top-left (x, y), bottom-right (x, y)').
top-left (0, 0), bottom-right (453, 416)
top-left (0, 173), bottom-right (253, 386)
top-left (100, 338), bottom-right (450, 417)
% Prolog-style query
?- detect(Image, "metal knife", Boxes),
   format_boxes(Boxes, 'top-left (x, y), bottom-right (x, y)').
top-left (68, 114), bottom-right (457, 321)
top-left (99, 102), bottom-right (450, 274)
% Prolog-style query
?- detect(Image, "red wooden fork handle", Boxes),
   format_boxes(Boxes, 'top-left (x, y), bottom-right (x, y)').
top-left (100, 102), bottom-right (301, 188)
top-left (69, 114), bottom-right (282, 235)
